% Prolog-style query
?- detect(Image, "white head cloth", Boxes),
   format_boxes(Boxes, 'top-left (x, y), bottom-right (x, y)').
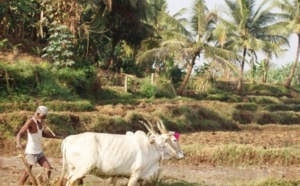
top-left (36, 106), bottom-right (48, 116)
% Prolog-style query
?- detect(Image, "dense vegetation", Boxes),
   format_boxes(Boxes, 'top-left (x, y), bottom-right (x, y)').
top-left (2, 0), bottom-right (300, 98)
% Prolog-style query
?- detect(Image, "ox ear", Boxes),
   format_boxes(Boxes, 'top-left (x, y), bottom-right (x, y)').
top-left (149, 138), bottom-right (155, 143)
top-left (148, 135), bottom-right (156, 143)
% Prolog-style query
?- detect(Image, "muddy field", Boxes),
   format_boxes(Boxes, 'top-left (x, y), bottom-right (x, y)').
top-left (1, 125), bottom-right (300, 186)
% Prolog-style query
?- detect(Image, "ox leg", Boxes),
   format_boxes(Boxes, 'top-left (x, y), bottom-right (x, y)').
top-left (67, 167), bottom-right (91, 186)
top-left (77, 177), bottom-right (84, 185)
top-left (108, 176), bottom-right (118, 185)
top-left (127, 175), bottom-right (139, 186)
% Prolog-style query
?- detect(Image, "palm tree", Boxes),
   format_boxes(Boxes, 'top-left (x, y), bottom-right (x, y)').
top-left (176, 0), bottom-right (218, 95)
top-left (275, 0), bottom-right (300, 87)
top-left (215, 0), bottom-right (289, 94)
top-left (257, 59), bottom-right (274, 83)
top-left (138, 0), bottom-right (222, 96)
top-left (136, 0), bottom-right (190, 76)
top-left (79, 0), bottom-right (156, 69)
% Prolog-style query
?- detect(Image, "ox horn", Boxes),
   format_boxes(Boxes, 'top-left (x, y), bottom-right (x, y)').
top-left (157, 119), bottom-right (168, 134)
top-left (139, 118), bottom-right (157, 134)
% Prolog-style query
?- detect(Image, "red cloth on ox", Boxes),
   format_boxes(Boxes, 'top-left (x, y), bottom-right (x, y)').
top-left (174, 132), bottom-right (180, 140)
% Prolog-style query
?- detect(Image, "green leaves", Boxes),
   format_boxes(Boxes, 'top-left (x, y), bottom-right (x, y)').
top-left (42, 23), bottom-right (75, 68)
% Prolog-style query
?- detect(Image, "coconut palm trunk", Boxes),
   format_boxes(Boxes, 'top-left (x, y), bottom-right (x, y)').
top-left (177, 56), bottom-right (196, 96)
top-left (237, 48), bottom-right (247, 94)
top-left (283, 34), bottom-right (300, 87)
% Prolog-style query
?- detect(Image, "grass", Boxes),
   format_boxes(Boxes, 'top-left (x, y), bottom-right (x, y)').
top-left (0, 100), bottom-right (95, 113)
top-left (182, 143), bottom-right (300, 167)
top-left (243, 178), bottom-right (300, 186)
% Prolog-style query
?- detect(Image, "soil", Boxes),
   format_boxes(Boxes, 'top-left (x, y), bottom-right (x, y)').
top-left (1, 126), bottom-right (300, 186)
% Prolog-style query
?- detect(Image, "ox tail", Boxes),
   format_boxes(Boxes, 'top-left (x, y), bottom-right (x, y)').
top-left (56, 139), bottom-right (67, 186)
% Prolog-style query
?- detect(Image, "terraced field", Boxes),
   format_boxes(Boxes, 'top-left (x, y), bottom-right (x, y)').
top-left (1, 97), bottom-right (300, 185)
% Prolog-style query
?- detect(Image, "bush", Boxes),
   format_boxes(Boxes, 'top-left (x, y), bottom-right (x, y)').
top-left (264, 104), bottom-right (300, 112)
top-left (0, 61), bottom-right (77, 101)
top-left (206, 93), bottom-right (242, 102)
top-left (42, 23), bottom-right (75, 67)
top-left (235, 103), bottom-right (258, 111)
top-left (155, 76), bottom-right (176, 98)
top-left (247, 96), bottom-right (280, 104)
top-left (140, 78), bottom-right (158, 98)
top-left (0, 61), bottom-right (38, 95)
top-left (232, 110), bottom-right (254, 124)
top-left (45, 101), bottom-right (95, 112)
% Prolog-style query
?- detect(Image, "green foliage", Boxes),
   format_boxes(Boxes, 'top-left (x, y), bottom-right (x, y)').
top-left (232, 110), bottom-right (254, 124)
top-left (31, 46), bottom-right (43, 57)
top-left (46, 113), bottom-right (78, 135)
top-left (247, 178), bottom-right (300, 186)
top-left (96, 87), bottom-right (139, 104)
top-left (0, 112), bottom-right (27, 139)
top-left (56, 67), bottom-right (96, 97)
top-left (247, 96), bottom-right (281, 104)
top-left (281, 97), bottom-right (300, 104)
top-left (244, 83), bottom-right (291, 96)
top-left (0, 0), bottom-right (40, 44)
top-left (264, 104), bottom-right (300, 112)
top-left (45, 101), bottom-right (95, 112)
top-left (0, 61), bottom-right (38, 95)
top-left (90, 116), bottom-right (133, 134)
top-left (0, 101), bottom-right (94, 113)
top-left (0, 39), bottom-right (8, 50)
top-left (235, 103), bottom-right (258, 111)
top-left (37, 71), bottom-right (73, 99)
top-left (154, 76), bottom-right (176, 98)
top-left (140, 78), bottom-right (158, 98)
top-left (42, 23), bottom-right (75, 68)
top-left (234, 110), bottom-right (300, 125)
top-left (0, 61), bottom-right (83, 101)
top-left (169, 65), bottom-right (183, 86)
top-left (159, 105), bottom-right (238, 132)
top-left (0, 102), bottom-right (36, 113)
top-left (206, 93), bottom-right (242, 103)
top-left (245, 63), bottom-right (300, 86)
top-left (140, 76), bottom-right (179, 98)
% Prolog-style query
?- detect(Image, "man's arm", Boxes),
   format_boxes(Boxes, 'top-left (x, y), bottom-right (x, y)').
top-left (42, 130), bottom-right (65, 139)
top-left (16, 120), bottom-right (32, 149)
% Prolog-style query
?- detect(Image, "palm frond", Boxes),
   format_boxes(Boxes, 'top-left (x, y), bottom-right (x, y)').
top-left (136, 47), bottom-right (171, 64)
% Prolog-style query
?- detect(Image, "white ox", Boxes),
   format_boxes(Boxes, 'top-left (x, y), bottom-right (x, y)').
top-left (57, 119), bottom-right (184, 186)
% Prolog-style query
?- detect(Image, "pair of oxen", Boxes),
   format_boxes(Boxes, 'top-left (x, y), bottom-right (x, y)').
top-left (57, 118), bottom-right (185, 186)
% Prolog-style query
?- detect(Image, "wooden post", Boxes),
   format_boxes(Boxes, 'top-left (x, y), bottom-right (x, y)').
top-left (171, 84), bottom-right (177, 96)
top-left (124, 75), bottom-right (128, 92)
top-left (151, 73), bottom-right (154, 84)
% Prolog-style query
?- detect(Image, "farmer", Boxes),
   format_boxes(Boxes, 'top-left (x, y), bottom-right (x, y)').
top-left (16, 105), bottom-right (62, 185)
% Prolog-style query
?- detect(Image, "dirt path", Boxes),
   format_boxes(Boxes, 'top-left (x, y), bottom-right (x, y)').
top-left (1, 156), bottom-right (299, 186)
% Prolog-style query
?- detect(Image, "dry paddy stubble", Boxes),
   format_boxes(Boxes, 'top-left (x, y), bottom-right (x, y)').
top-left (180, 124), bottom-right (300, 167)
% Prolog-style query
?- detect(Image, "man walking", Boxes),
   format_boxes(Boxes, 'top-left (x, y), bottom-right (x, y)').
top-left (16, 105), bottom-right (62, 185)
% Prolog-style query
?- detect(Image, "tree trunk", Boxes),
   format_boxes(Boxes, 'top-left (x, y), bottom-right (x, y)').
top-left (237, 48), bottom-right (247, 95)
top-left (283, 35), bottom-right (300, 87)
top-left (177, 56), bottom-right (196, 96)
top-left (263, 57), bottom-right (270, 83)
top-left (106, 39), bottom-right (117, 70)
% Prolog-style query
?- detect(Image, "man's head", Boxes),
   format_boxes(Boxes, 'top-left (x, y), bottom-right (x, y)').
top-left (36, 106), bottom-right (48, 120)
